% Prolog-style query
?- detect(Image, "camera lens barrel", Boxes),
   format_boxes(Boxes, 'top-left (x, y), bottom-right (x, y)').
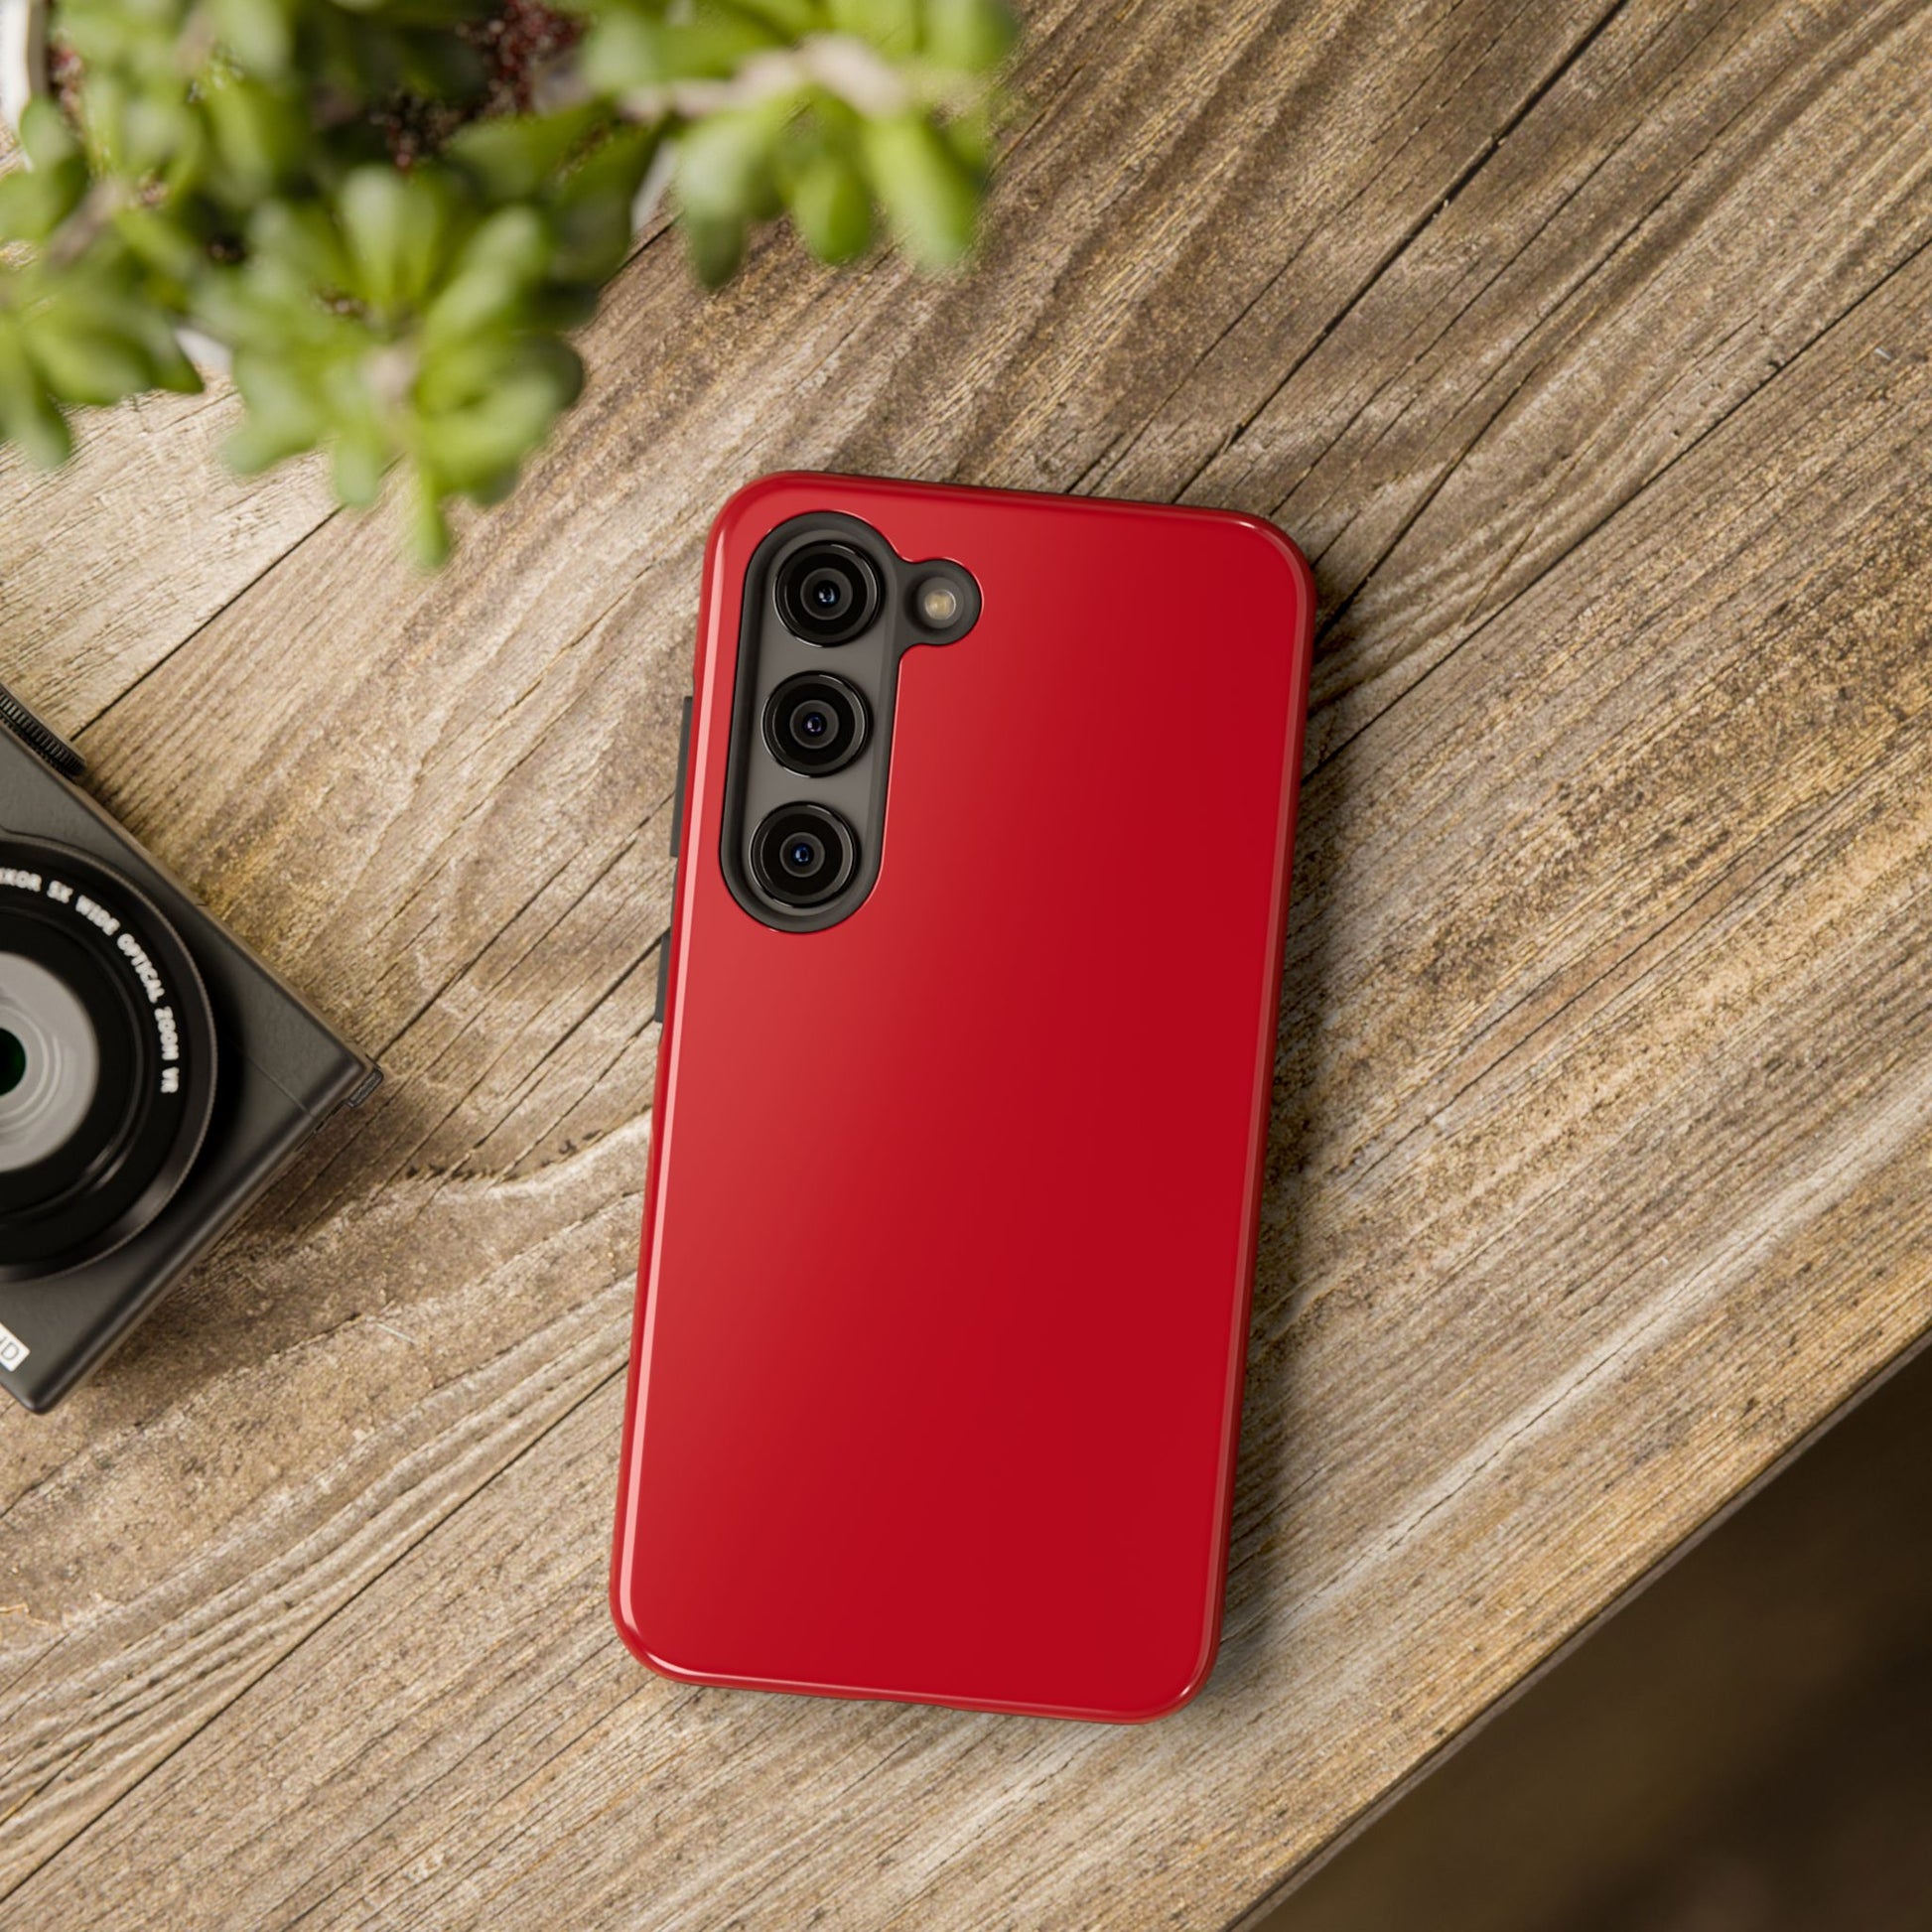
top-left (762, 672), bottom-right (871, 776)
top-left (750, 805), bottom-right (860, 909)
top-left (775, 543), bottom-right (884, 645)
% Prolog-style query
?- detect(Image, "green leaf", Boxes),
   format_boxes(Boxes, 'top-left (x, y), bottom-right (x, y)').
top-left (828, 0), bottom-right (918, 54)
top-left (408, 475), bottom-right (452, 569)
top-left (682, 209), bottom-right (744, 286)
top-left (724, 0), bottom-right (818, 38)
top-left (583, 6), bottom-right (784, 89)
top-left (248, 201), bottom-right (354, 293)
top-left (211, 0), bottom-right (294, 74)
top-left (787, 149), bottom-right (872, 263)
top-left (338, 167), bottom-right (458, 316)
top-left (393, 27), bottom-right (488, 102)
top-left (579, 11), bottom-right (663, 94)
top-left (0, 328), bottom-right (73, 468)
top-left (17, 98), bottom-right (78, 171)
top-left (229, 348), bottom-right (330, 451)
top-left (676, 106), bottom-right (785, 221)
top-left (860, 113), bottom-right (980, 266)
top-left (548, 123), bottom-right (661, 283)
top-left (205, 77), bottom-right (301, 195)
top-left (0, 162), bottom-right (86, 242)
top-left (423, 207), bottom-right (553, 343)
top-left (457, 204), bottom-right (552, 282)
top-left (922, 0), bottom-right (1016, 71)
top-left (333, 422), bottom-right (391, 506)
top-left (123, 307), bottom-right (204, 394)
top-left (448, 107), bottom-right (607, 201)
top-left (224, 413), bottom-right (314, 472)
top-left (112, 206), bottom-right (206, 283)
top-left (23, 324), bottom-right (153, 408)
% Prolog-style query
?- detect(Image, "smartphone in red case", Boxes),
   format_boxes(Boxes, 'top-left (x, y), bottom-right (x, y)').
top-left (612, 473), bottom-right (1314, 1722)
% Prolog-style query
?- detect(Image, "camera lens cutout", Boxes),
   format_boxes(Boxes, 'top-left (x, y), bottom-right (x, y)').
top-left (750, 804), bottom-right (860, 910)
top-left (776, 542), bottom-right (883, 645)
top-left (762, 672), bottom-right (870, 776)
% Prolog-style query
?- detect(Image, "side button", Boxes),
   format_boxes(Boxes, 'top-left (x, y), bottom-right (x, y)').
top-left (656, 698), bottom-right (690, 1026)
top-left (669, 695), bottom-right (692, 858)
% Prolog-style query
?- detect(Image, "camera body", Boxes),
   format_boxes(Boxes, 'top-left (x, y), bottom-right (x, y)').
top-left (0, 684), bottom-right (376, 1413)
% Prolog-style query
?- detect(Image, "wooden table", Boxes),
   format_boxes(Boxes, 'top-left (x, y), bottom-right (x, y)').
top-left (4, 2), bottom-right (1931, 1925)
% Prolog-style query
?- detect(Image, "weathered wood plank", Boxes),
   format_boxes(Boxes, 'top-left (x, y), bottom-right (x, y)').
top-left (0, 388), bottom-right (336, 734)
top-left (3, 0), bottom-right (1931, 1924)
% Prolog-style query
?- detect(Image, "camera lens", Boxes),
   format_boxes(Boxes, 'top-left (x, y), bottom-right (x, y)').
top-left (0, 837), bottom-right (217, 1283)
top-left (0, 956), bottom-right (100, 1175)
top-left (775, 542), bottom-right (883, 645)
top-left (762, 672), bottom-right (870, 775)
top-left (750, 805), bottom-right (860, 910)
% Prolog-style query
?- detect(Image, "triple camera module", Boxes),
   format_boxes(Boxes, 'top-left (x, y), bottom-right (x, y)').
top-left (732, 525), bottom-right (979, 929)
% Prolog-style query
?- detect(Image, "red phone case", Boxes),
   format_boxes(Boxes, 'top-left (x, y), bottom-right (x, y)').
top-left (612, 473), bottom-right (1314, 1722)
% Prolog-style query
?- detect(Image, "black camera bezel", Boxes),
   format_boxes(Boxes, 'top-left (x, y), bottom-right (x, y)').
top-left (720, 514), bottom-right (983, 934)
top-left (760, 671), bottom-right (872, 776)
top-left (749, 803), bottom-right (861, 908)
top-left (775, 542), bottom-right (884, 646)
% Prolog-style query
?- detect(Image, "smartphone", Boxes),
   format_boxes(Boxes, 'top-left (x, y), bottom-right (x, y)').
top-left (611, 473), bottom-right (1315, 1723)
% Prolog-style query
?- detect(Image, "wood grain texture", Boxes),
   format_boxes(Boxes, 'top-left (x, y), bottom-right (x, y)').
top-left (3, 0), bottom-right (1931, 1926)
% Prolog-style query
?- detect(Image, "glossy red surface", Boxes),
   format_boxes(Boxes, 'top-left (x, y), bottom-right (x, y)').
top-left (612, 474), bottom-right (1315, 1722)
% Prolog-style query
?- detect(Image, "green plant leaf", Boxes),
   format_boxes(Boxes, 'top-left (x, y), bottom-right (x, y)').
top-left (205, 77), bottom-right (302, 195)
top-left (18, 97), bottom-right (79, 170)
top-left (724, 0), bottom-right (818, 39)
top-left (339, 167), bottom-right (461, 316)
top-left (408, 475), bottom-right (452, 569)
top-left (112, 206), bottom-right (206, 283)
top-left (682, 208), bottom-right (745, 286)
top-left (828, 0), bottom-right (918, 55)
top-left (211, 0), bottom-right (295, 74)
top-left (22, 322), bottom-right (152, 408)
top-left (922, 0), bottom-right (1016, 72)
top-left (787, 148), bottom-right (872, 262)
top-left (229, 347), bottom-right (331, 452)
top-left (548, 122), bottom-right (662, 283)
top-left (423, 207), bottom-right (554, 342)
top-left (0, 327), bottom-right (73, 468)
top-left (578, 10), bottom-right (662, 94)
top-left (448, 107), bottom-right (608, 201)
top-left (676, 105), bottom-right (789, 221)
top-left (860, 112), bottom-right (980, 266)
top-left (333, 422), bottom-right (391, 505)
top-left (0, 162), bottom-right (87, 242)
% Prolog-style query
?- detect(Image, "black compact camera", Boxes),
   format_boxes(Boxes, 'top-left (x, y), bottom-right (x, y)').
top-left (0, 681), bottom-right (377, 1412)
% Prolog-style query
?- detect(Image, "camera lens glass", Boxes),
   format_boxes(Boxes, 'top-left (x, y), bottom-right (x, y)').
top-left (0, 837), bottom-right (217, 1283)
top-left (0, 955), bottom-right (101, 1174)
top-left (775, 542), bottom-right (883, 645)
top-left (762, 672), bottom-right (870, 776)
top-left (750, 805), bottom-right (860, 910)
